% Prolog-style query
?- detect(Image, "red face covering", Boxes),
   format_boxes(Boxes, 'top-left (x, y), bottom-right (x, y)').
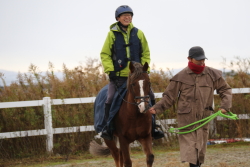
top-left (188, 61), bottom-right (205, 74)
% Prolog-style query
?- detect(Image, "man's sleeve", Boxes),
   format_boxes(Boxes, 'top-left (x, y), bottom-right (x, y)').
top-left (153, 81), bottom-right (182, 114)
top-left (215, 77), bottom-right (232, 111)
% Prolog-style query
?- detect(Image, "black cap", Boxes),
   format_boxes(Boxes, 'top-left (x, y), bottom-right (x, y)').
top-left (188, 46), bottom-right (207, 60)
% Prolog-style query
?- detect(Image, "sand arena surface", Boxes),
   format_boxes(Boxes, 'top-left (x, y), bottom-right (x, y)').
top-left (50, 143), bottom-right (250, 167)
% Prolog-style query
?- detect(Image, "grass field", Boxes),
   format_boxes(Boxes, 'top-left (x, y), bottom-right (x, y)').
top-left (1, 142), bottom-right (249, 167)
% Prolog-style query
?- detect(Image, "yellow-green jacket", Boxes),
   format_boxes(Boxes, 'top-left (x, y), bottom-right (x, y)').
top-left (100, 22), bottom-right (150, 77)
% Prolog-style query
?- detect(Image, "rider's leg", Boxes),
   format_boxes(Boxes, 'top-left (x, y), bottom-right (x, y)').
top-left (151, 112), bottom-right (165, 139)
top-left (101, 77), bottom-right (127, 140)
top-left (150, 91), bottom-right (165, 140)
top-left (101, 103), bottom-right (113, 140)
top-left (101, 81), bottom-right (116, 140)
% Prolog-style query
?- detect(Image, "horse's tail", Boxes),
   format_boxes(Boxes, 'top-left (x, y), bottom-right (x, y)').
top-left (89, 140), bottom-right (111, 156)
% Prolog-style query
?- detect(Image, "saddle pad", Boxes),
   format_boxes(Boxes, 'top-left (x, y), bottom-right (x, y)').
top-left (94, 82), bottom-right (127, 133)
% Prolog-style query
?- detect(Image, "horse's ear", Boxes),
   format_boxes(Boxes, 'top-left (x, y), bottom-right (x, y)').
top-left (129, 62), bottom-right (135, 73)
top-left (143, 62), bottom-right (149, 72)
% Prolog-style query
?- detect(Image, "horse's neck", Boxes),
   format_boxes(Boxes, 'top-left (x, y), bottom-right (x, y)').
top-left (124, 90), bottom-right (133, 103)
top-left (123, 90), bottom-right (138, 113)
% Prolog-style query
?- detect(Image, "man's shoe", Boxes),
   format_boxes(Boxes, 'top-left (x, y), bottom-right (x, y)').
top-left (101, 129), bottom-right (113, 140)
top-left (153, 129), bottom-right (164, 140)
top-left (190, 163), bottom-right (200, 167)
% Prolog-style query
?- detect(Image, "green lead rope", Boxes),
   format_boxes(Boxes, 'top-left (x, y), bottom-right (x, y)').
top-left (168, 110), bottom-right (238, 134)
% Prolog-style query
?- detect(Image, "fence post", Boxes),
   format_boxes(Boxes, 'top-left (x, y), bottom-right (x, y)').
top-left (43, 97), bottom-right (53, 154)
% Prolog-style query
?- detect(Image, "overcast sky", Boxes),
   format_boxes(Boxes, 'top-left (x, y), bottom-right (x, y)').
top-left (1, 0), bottom-right (250, 77)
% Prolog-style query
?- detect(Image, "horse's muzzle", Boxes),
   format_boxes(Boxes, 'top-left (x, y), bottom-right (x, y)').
top-left (141, 104), bottom-right (151, 114)
top-left (137, 102), bottom-right (151, 114)
top-left (134, 95), bottom-right (150, 113)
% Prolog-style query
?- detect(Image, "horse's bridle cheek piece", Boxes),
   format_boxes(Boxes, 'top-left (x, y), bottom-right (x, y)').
top-left (120, 72), bottom-right (151, 113)
top-left (129, 82), bottom-right (151, 113)
top-left (134, 95), bottom-right (150, 106)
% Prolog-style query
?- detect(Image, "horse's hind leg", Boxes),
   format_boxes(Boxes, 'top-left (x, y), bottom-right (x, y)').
top-left (104, 139), bottom-right (120, 167)
top-left (138, 137), bottom-right (154, 167)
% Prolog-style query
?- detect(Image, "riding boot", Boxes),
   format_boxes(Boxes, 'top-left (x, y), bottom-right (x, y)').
top-left (151, 100), bottom-right (165, 140)
top-left (152, 114), bottom-right (165, 139)
top-left (101, 103), bottom-right (114, 140)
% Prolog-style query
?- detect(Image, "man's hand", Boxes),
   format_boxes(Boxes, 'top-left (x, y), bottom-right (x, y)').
top-left (149, 107), bottom-right (156, 114)
top-left (219, 108), bottom-right (227, 114)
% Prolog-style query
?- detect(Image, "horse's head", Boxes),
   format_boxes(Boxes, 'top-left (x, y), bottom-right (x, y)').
top-left (127, 62), bottom-right (151, 113)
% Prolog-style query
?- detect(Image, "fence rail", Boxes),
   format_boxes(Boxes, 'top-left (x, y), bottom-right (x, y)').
top-left (0, 88), bottom-right (250, 153)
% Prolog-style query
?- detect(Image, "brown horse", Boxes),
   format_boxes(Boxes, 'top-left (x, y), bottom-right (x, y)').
top-left (90, 62), bottom-right (154, 167)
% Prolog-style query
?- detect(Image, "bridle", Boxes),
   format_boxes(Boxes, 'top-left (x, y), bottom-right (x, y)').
top-left (134, 95), bottom-right (150, 106)
top-left (130, 82), bottom-right (150, 106)
top-left (116, 71), bottom-right (151, 108)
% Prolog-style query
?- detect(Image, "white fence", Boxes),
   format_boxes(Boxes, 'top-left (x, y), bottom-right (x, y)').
top-left (0, 88), bottom-right (250, 153)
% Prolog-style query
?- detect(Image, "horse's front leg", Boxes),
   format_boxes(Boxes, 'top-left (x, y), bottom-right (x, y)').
top-left (104, 139), bottom-right (121, 167)
top-left (119, 137), bottom-right (132, 167)
top-left (138, 136), bottom-right (154, 167)
top-left (119, 149), bottom-right (123, 167)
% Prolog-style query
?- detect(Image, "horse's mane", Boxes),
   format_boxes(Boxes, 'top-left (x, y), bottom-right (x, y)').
top-left (127, 62), bottom-right (143, 89)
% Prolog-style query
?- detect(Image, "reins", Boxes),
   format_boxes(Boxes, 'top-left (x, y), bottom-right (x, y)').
top-left (114, 71), bottom-right (150, 106)
top-left (168, 110), bottom-right (238, 134)
top-left (114, 81), bottom-right (139, 106)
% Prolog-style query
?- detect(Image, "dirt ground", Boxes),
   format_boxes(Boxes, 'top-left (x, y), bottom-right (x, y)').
top-left (49, 142), bottom-right (250, 167)
top-left (2, 142), bottom-right (250, 167)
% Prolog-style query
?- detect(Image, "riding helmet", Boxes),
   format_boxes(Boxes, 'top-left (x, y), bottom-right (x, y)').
top-left (115, 5), bottom-right (133, 20)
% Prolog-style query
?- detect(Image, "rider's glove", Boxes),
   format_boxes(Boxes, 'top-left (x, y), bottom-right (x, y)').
top-left (109, 71), bottom-right (117, 81)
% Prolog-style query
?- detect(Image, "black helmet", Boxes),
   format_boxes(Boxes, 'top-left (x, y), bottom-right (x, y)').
top-left (115, 5), bottom-right (133, 20)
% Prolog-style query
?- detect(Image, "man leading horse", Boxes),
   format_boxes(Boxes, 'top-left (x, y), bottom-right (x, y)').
top-left (100, 5), bottom-right (164, 140)
top-left (149, 46), bottom-right (233, 167)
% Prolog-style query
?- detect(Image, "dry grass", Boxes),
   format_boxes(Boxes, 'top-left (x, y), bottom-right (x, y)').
top-left (0, 57), bottom-right (249, 161)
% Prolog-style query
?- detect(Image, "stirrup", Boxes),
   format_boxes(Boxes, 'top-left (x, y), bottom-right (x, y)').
top-left (153, 129), bottom-right (165, 140)
top-left (155, 124), bottom-right (161, 129)
top-left (100, 129), bottom-right (113, 140)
